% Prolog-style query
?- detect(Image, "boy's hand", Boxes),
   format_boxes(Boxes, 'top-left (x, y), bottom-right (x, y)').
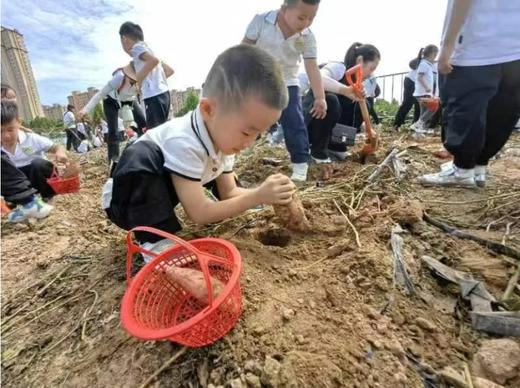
top-left (310, 98), bottom-right (327, 119)
top-left (256, 174), bottom-right (296, 205)
top-left (438, 50), bottom-right (453, 75)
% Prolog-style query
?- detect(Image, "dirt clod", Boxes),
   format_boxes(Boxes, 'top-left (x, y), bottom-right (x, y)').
top-left (472, 339), bottom-right (520, 385)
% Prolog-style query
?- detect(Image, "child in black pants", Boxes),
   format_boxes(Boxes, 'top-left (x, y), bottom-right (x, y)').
top-left (420, 0), bottom-right (520, 188)
top-left (103, 45), bottom-right (296, 257)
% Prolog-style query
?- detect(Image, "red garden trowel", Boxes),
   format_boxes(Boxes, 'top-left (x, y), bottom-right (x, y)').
top-left (345, 64), bottom-right (379, 163)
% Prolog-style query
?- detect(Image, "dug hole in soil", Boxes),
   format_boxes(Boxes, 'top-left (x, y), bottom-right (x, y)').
top-left (2, 130), bottom-right (520, 388)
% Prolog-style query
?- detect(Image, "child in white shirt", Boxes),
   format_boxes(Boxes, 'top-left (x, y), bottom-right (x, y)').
top-left (104, 45), bottom-right (296, 248)
top-left (1, 101), bottom-right (68, 222)
top-left (243, 0), bottom-right (327, 181)
top-left (119, 22), bottom-right (174, 129)
top-left (412, 45), bottom-right (439, 134)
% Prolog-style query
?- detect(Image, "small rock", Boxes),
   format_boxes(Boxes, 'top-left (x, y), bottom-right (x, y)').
top-left (472, 339), bottom-right (520, 385)
top-left (282, 308), bottom-right (295, 321)
top-left (439, 366), bottom-right (467, 388)
top-left (288, 269), bottom-right (297, 277)
top-left (252, 326), bottom-right (265, 336)
top-left (473, 377), bottom-right (505, 388)
top-left (229, 378), bottom-right (244, 388)
top-left (309, 300), bottom-right (317, 309)
top-left (385, 340), bottom-right (405, 358)
top-left (331, 215), bottom-right (347, 226)
top-left (393, 372), bottom-right (407, 383)
top-left (261, 356), bottom-right (282, 387)
top-left (244, 360), bottom-right (262, 376)
top-left (415, 317), bottom-right (438, 332)
top-left (296, 298), bottom-right (304, 304)
top-left (295, 335), bottom-right (305, 345)
top-left (407, 343), bottom-right (423, 358)
top-left (391, 311), bottom-right (406, 325)
top-left (368, 338), bottom-right (383, 350)
top-left (245, 373), bottom-right (261, 388)
top-left (362, 305), bottom-right (381, 320)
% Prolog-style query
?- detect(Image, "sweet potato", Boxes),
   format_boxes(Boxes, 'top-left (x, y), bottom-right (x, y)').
top-left (165, 266), bottom-right (225, 305)
top-left (62, 162), bottom-right (81, 179)
top-left (273, 194), bottom-right (311, 233)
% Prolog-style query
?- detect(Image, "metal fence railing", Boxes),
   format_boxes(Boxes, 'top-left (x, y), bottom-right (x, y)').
top-left (375, 71), bottom-right (408, 105)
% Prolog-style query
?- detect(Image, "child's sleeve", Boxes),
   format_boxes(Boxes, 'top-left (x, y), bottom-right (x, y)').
top-left (32, 133), bottom-right (55, 153)
top-left (303, 32), bottom-right (317, 59)
top-left (130, 42), bottom-right (150, 61)
top-left (244, 14), bottom-right (263, 41)
top-left (161, 137), bottom-right (205, 181)
top-left (321, 62), bottom-right (345, 81)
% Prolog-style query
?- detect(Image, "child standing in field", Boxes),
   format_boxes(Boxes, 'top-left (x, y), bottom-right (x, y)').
top-left (103, 45), bottom-right (295, 255)
top-left (420, 0), bottom-right (520, 188)
top-left (243, 0), bottom-right (327, 181)
top-left (393, 57), bottom-right (421, 130)
top-left (411, 45), bottom-right (439, 135)
top-left (119, 22), bottom-right (172, 129)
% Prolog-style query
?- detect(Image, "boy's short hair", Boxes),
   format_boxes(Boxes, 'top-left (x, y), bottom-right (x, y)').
top-left (119, 22), bottom-right (144, 41)
top-left (203, 45), bottom-right (288, 111)
top-left (1, 100), bottom-right (19, 125)
top-left (67, 104), bottom-right (75, 111)
top-left (284, 0), bottom-right (321, 6)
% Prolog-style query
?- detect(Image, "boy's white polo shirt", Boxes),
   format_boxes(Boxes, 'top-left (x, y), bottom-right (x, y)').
top-left (63, 111), bottom-right (76, 129)
top-left (131, 41), bottom-right (169, 100)
top-left (1, 131), bottom-right (54, 168)
top-left (138, 108), bottom-right (235, 185)
top-left (442, 0), bottom-right (520, 66)
top-left (245, 10), bottom-right (318, 87)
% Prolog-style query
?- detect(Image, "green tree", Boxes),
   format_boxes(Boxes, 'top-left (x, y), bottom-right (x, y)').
top-left (175, 90), bottom-right (199, 117)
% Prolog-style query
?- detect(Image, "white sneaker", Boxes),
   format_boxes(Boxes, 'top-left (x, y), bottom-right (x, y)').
top-left (291, 163), bottom-right (308, 182)
top-left (311, 156), bottom-right (331, 164)
top-left (440, 161), bottom-right (453, 171)
top-left (140, 239), bottom-right (176, 263)
top-left (420, 165), bottom-right (476, 188)
top-left (413, 120), bottom-right (428, 134)
top-left (8, 196), bottom-right (53, 223)
top-left (474, 165), bottom-right (488, 188)
top-left (328, 150), bottom-right (349, 161)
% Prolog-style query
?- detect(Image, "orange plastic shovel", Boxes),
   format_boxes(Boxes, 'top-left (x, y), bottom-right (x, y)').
top-left (345, 65), bottom-right (379, 162)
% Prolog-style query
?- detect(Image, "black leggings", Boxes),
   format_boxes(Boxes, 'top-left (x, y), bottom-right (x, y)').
top-left (1, 154), bottom-right (54, 204)
top-left (305, 91), bottom-right (358, 158)
top-left (394, 77), bottom-right (420, 128)
top-left (102, 97), bottom-right (146, 162)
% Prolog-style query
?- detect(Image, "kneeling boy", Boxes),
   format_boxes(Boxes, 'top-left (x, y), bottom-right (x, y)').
top-left (1, 101), bottom-right (68, 222)
top-left (104, 45), bottom-right (296, 252)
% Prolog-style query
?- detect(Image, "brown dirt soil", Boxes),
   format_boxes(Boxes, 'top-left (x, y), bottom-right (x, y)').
top-left (2, 131), bottom-right (520, 388)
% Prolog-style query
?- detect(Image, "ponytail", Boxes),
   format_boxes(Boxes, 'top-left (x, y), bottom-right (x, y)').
top-left (416, 45), bottom-right (439, 67)
top-left (343, 42), bottom-right (381, 69)
top-left (416, 48), bottom-right (425, 62)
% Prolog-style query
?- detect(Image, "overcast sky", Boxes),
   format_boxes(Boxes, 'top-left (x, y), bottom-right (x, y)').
top-left (2, 0), bottom-right (448, 106)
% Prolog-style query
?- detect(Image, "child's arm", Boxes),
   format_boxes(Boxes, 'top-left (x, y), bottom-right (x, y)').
top-left (172, 173), bottom-right (295, 225)
top-left (135, 52), bottom-right (160, 84)
top-left (162, 62), bottom-right (175, 78)
top-left (439, 0), bottom-right (472, 74)
top-left (304, 58), bottom-right (327, 119)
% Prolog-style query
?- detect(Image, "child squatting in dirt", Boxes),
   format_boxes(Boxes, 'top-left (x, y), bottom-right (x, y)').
top-left (102, 45), bottom-right (298, 259)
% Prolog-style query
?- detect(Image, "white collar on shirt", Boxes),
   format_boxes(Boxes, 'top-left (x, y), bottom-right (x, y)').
top-left (191, 108), bottom-right (219, 163)
top-left (264, 10), bottom-right (312, 37)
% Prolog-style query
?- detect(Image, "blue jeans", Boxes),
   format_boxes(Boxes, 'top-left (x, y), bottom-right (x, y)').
top-left (280, 86), bottom-right (309, 163)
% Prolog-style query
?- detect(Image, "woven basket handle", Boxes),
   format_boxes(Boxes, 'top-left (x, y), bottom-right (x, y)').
top-left (126, 227), bottom-right (226, 306)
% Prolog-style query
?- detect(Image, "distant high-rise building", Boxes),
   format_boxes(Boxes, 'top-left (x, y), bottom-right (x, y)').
top-left (67, 87), bottom-right (99, 112)
top-left (42, 104), bottom-right (65, 122)
top-left (1, 26), bottom-right (44, 122)
top-left (170, 87), bottom-right (201, 116)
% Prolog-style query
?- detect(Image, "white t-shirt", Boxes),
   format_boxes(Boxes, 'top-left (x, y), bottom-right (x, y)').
top-left (442, 0), bottom-right (520, 66)
top-left (131, 42), bottom-right (169, 99)
top-left (413, 60), bottom-right (437, 97)
top-left (63, 111), bottom-right (76, 129)
top-left (77, 122), bottom-right (87, 137)
top-left (406, 69), bottom-right (417, 83)
top-left (363, 77), bottom-right (378, 98)
top-left (83, 70), bottom-right (138, 114)
top-left (299, 62), bottom-right (345, 95)
top-left (139, 107), bottom-right (235, 184)
top-left (1, 131), bottom-right (54, 168)
top-left (245, 10), bottom-right (318, 87)
top-left (102, 107), bottom-right (235, 210)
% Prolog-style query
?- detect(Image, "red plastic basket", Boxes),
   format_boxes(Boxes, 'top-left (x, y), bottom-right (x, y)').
top-left (120, 227), bottom-right (243, 347)
top-left (47, 167), bottom-right (80, 194)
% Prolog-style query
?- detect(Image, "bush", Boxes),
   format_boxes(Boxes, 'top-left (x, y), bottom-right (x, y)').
top-left (175, 90), bottom-right (199, 117)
